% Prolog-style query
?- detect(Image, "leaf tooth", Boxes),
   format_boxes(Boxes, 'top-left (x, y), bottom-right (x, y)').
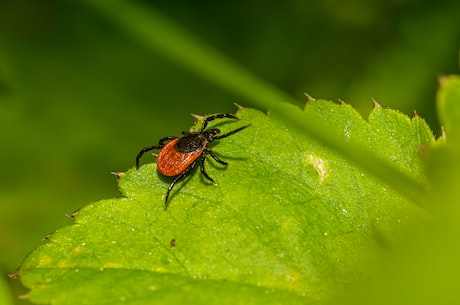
top-left (19, 294), bottom-right (30, 301)
top-left (303, 92), bottom-right (315, 102)
top-left (66, 207), bottom-right (82, 218)
top-left (111, 171), bottom-right (126, 180)
top-left (371, 98), bottom-right (391, 109)
top-left (371, 97), bottom-right (382, 109)
top-left (8, 270), bottom-right (19, 279)
top-left (234, 102), bottom-right (245, 109)
top-left (437, 74), bottom-right (448, 85)
top-left (191, 113), bottom-right (204, 122)
top-left (440, 126), bottom-right (447, 141)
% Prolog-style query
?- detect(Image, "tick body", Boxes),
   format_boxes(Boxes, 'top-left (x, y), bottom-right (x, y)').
top-left (136, 113), bottom-right (250, 209)
top-left (156, 135), bottom-right (207, 176)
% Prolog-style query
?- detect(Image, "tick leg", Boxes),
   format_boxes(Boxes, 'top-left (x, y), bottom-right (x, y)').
top-left (164, 161), bottom-right (198, 210)
top-left (199, 153), bottom-right (217, 184)
top-left (136, 145), bottom-right (163, 169)
top-left (201, 113), bottom-right (239, 131)
top-left (214, 124), bottom-right (251, 140)
top-left (206, 148), bottom-right (227, 166)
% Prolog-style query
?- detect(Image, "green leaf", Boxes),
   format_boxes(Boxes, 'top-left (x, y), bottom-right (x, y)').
top-left (436, 75), bottom-right (460, 145)
top-left (424, 75), bottom-right (460, 215)
top-left (349, 76), bottom-right (460, 305)
top-left (19, 102), bottom-right (434, 304)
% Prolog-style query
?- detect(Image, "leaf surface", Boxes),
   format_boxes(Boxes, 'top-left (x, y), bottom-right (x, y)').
top-left (347, 75), bottom-right (460, 305)
top-left (19, 102), bottom-right (434, 304)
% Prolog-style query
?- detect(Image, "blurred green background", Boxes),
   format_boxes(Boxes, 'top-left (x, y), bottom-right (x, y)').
top-left (1, 0), bottom-right (459, 303)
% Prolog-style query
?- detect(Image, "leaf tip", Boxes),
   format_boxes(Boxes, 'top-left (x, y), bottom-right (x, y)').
top-left (440, 126), bottom-right (447, 142)
top-left (371, 98), bottom-right (391, 110)
top-left (371, 97), bottom-right (382, 109)
top-left (111, 171), bottom-right (127, 180)
top-left (437, 74), bottom-right (448, 86)
top-left (66, 207), bottom-right (82, 218)
top-left (8, 270), bottom-right (19, 280)
top-left (234, 102), bottom-right (245, 110)
top-left (304, 92), bottom-right (316, 102)
top-left (191, 113), bottom-right (204, 122)
top-left (42, 232), bottom-right (53, 241)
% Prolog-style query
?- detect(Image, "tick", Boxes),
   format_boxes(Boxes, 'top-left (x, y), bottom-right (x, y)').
top-left (136, 113), bottom-right (250, 208)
